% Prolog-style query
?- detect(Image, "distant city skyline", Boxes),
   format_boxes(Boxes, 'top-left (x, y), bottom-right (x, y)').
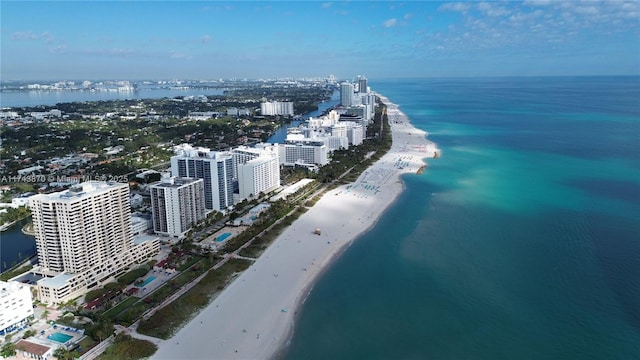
top-left (2, 1), bottom-right (639, 81)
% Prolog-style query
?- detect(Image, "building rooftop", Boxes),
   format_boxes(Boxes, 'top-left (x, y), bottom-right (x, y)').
top-left (38, 272), bottom-right (77, 289)
top-left (34, 181), bottom-right (127, 202)
top-left (133, 234), bottom-right (160, 245)
top-left (15, 340), bottom-right (51, 357)
top-left (0, 280), bottom-right (29, 297)
top-left (151, 177), bottom-right (203, 188)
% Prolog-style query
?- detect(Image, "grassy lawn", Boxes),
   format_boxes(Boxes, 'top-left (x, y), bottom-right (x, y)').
top-left (102, 296), bottom-right (140, 319)
top-left (77, 336), bottom-right (97, 355)
top-left (176, 255), bottom-right (203, 272)
top-left (116, 302), bottom-right (151, 327)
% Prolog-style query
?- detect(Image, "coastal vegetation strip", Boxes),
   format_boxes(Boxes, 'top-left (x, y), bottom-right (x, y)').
top-left (96, 333), bottom-right (157, 360)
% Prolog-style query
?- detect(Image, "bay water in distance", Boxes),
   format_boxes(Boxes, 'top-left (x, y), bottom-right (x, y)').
top-left (0, 87), bottom-right (225, 108)
top-left (283, 77), bottom-right (640, 359)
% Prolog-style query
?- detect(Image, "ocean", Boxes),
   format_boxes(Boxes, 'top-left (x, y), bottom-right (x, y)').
top-left (282, 77), bottom-right (640, 359)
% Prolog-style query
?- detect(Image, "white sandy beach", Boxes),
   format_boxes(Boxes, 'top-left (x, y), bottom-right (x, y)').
top-left (152, 96), bottom-right (438, 360)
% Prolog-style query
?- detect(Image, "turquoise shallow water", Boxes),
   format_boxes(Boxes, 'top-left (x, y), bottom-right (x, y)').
top-left (283, 77), bottom-right (640, 359)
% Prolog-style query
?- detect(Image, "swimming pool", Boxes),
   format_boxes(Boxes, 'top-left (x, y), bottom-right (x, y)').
top-left (136, 276), bottom-right (156, 288)
top-left (48, 332), bottom-right (72, 343)
top-left (216, 232), bottom-right (232, 242)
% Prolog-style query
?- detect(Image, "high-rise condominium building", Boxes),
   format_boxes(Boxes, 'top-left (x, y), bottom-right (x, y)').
top-left (150, 177), bottom-right (205, 239)
top-left (30, 181), bottom-right (132, 273)
top-left (260, 101), bottom-right (294, 116)
top-left (29, 181), bottom-right (159, 304)
top-left (231, 144), bottom-right (279, 180)
top-left (340, 82), bottom-right (354, 107)
top-left (170, 145), bottom-right (234, 212)
top-left (232, 145), bottom-right (281, 200)
top-left (357, 75), bottom-right (368, 94)
top-left (278, 140), bottom-right (328, 166)
top-left (238, 154), bottom-right (280, 199)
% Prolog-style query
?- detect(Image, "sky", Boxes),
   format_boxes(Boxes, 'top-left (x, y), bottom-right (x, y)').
top-left (1, 1), bottom-right (639, 80)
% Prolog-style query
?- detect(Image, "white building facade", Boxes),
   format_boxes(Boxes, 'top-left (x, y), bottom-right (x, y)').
top-left (260, 101), bottom-right (294, 116)
top-left (238, 155), bottom-right (280, 199)
top-left (171, 144), bottom-right (234, 212)
top-left (278, 141), bottom-right (328, 166)
top-left (0, 281), bottom-right (33, 335)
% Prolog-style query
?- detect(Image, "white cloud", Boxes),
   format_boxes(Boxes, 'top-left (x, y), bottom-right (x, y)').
top-left (41, 32), bottom-right (56, 43)
top-left (476, 2), bottom-right (511, 17)
top-left (11, 31), bottom-right (43, 41)
top-left (439, 2), bottom-right (471, 13)
top-left (82, 48), bottom-right (136, 58)
top-left (431, 0), bottom-right (640, 56)
top-left (321, 2), bottom-right (332, 9)
top-left (48, 45), bottom-right (67, 54)
top-left (523, 0), bottom-right (552, 6)
top-left (201, 35), bottom-right (213, 43)
top-left (383, 18), bottom-right (398, 28)
top-left (171, 52), bottom-right (186, 59)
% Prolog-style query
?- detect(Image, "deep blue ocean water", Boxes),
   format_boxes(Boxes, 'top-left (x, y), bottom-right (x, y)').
top-left (283, 77), bottom-right (640, 359)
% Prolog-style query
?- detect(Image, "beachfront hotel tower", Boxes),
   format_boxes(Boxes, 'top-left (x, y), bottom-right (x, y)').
top-left (28, 181), bottom-right (159, 304)
top-left (171, 144), bottom-right (234, 212)
top-left (231, 144), bottom-right (281, 200)
top-left (238, 154), bottom-right (280, 200)
top-left (150, 177), bottom-right (206, 239)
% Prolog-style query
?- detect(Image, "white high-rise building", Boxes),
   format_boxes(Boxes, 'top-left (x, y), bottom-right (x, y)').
top-left (347, 123), bottom-right (364, 146)
top-left (0, 281), bottom-right (33, 335)
top-left (260, 101), bottom-right (294, 116)
top-left (29, 181), bottom-right (159, 304)
top-left (232, 145), bottom-right (281, 200)
top-left (278, 140), bottom-right (328, 166)
top-left (171, 144), bottom-right (234, 212)
top-left (151, 177), bottom-right (206, 239)
top-left (238, 155), bottom-right (280, 199)
top-left (340, 82), bottom-right (354, 107)
top-left (231, 144), bottom-right (279, 180)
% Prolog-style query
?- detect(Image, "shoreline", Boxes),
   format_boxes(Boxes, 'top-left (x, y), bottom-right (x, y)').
top-left (152, 94), bottom-right (438, 360)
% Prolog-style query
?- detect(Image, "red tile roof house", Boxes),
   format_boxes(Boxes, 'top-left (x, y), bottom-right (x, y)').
top-left (15, 339), bottom-right (55, 360)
